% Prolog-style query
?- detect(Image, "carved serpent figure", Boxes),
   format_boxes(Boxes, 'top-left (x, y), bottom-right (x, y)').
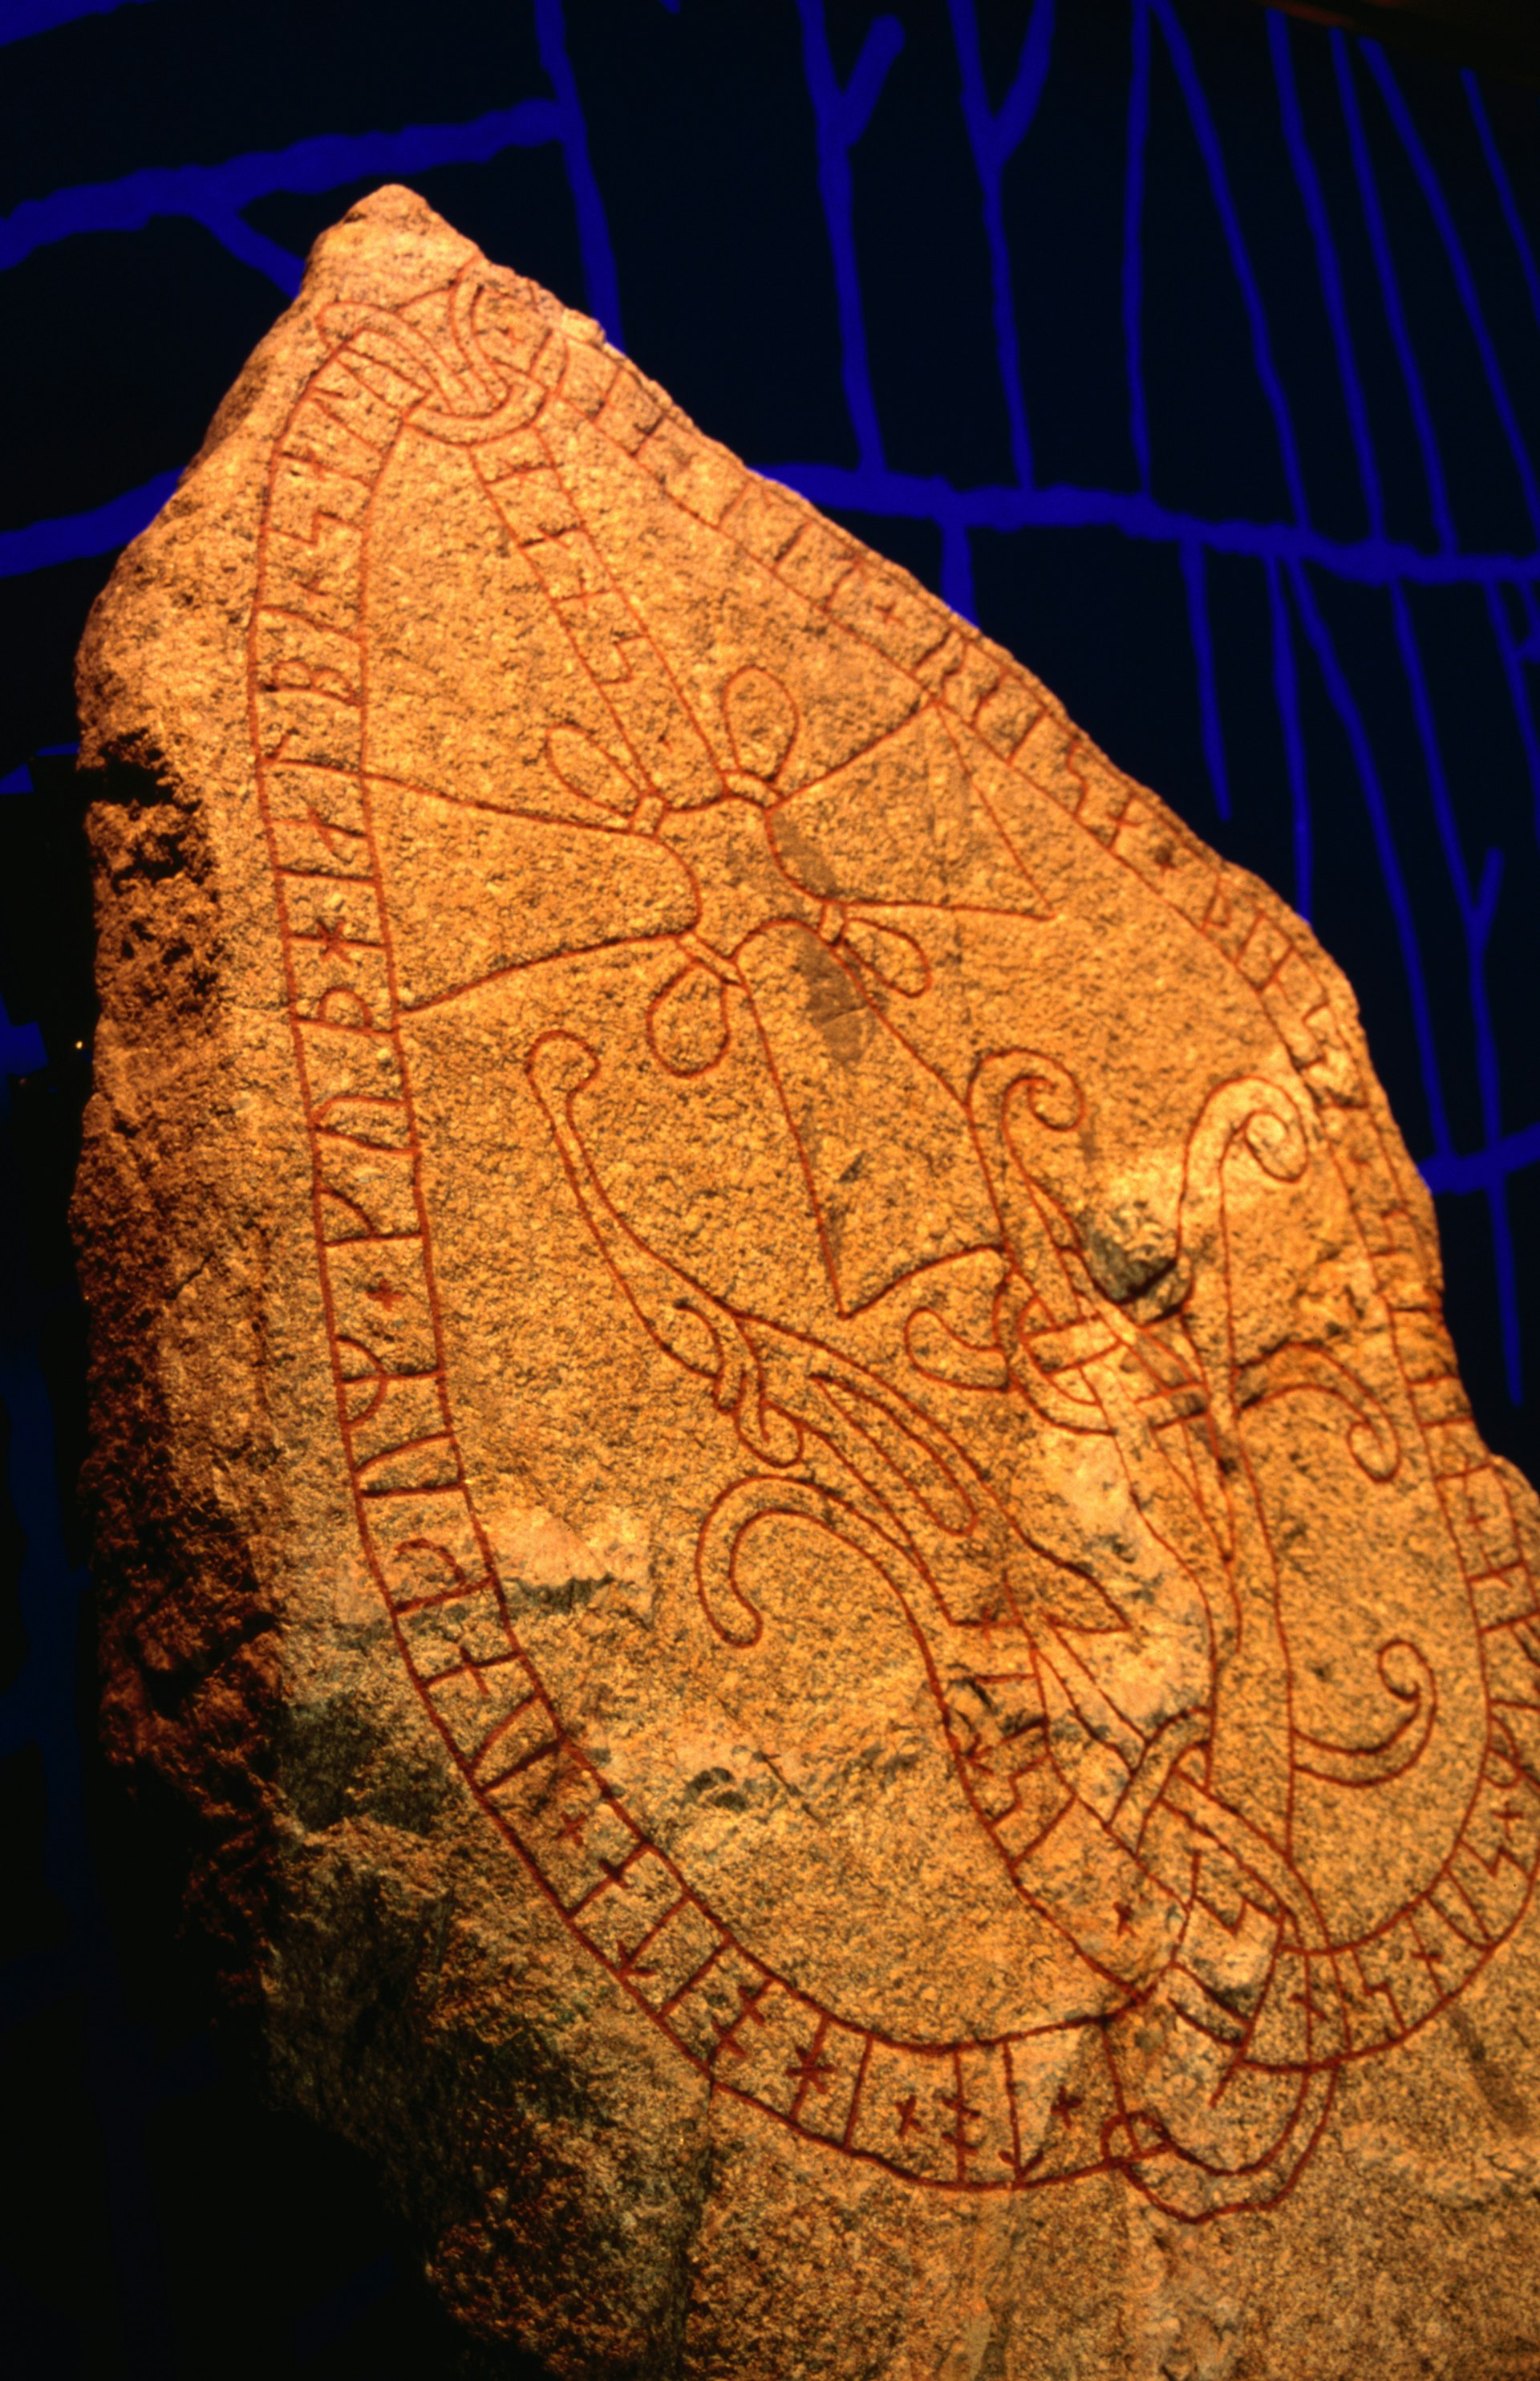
top-left (247, 238), bottom-right (1540, 2221)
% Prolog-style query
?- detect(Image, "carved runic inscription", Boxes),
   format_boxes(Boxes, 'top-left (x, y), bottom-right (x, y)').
top-left (241, 200), bottom-right (1540, 2225)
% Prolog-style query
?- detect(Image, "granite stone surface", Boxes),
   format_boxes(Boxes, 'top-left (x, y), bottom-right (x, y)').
top-left (74, 187), bottom-right (1540, 2379)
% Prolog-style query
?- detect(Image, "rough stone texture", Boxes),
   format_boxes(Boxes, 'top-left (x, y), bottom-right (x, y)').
top-left (74, 186), bottom-right (1540, 2379)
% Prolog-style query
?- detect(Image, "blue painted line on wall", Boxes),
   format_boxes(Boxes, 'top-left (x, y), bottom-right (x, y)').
top-left (1421, 1120), bottom-right (1540, 1199)
top-left (0, 103), bottom-right (564, 279)
top-left (533, 0), bottom-right (623, 345)
top-left (1265, 558), bottom-right (1313, 919)
top-left (1367, 41), bottom-right (1540, 544)
top-left (0, 470), bottom-right (178, 577)
top-left (1287, 554), bottom-right (1453, 1160)
top-left (762, 461), bottom-right (1540, 588)
top-left (0, 0), bottom-right (156, 47)
top-left (0, 996), bottom-right (47, 1075)
top-left (1268, 11), bottom-right (1385, 537)
top-left (796, 0), bottom-right (904, 477)
top-left (949, 0), bottom-right (1055, 491)
top-left (1182, 540), bottom-right (1232, 823)
top-left (1464, 71), bottom-right (1540, 335)
top-left (1333, 33), bottom-right (1457, 554)
top-left (1149, 0), bottom-right (1311, 529)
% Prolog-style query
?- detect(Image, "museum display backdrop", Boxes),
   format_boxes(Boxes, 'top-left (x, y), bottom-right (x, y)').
top-left (2, 2), bottom-right (1539, 2372)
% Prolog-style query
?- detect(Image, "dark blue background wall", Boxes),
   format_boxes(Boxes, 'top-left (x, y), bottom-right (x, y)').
top-left (2, 1), bottom-right (1538, 2369)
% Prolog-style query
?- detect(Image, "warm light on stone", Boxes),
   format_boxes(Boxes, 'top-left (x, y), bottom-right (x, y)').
top-left (74, 185), bottom-right (1540, 2378)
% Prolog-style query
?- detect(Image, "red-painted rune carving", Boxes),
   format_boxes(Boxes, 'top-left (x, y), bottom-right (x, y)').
top-left (246, 253), bottom-right (1540, 2223)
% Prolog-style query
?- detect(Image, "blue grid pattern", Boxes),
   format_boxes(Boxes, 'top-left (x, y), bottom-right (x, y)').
top-left (1, 0), bottom-right (1537, 2365)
